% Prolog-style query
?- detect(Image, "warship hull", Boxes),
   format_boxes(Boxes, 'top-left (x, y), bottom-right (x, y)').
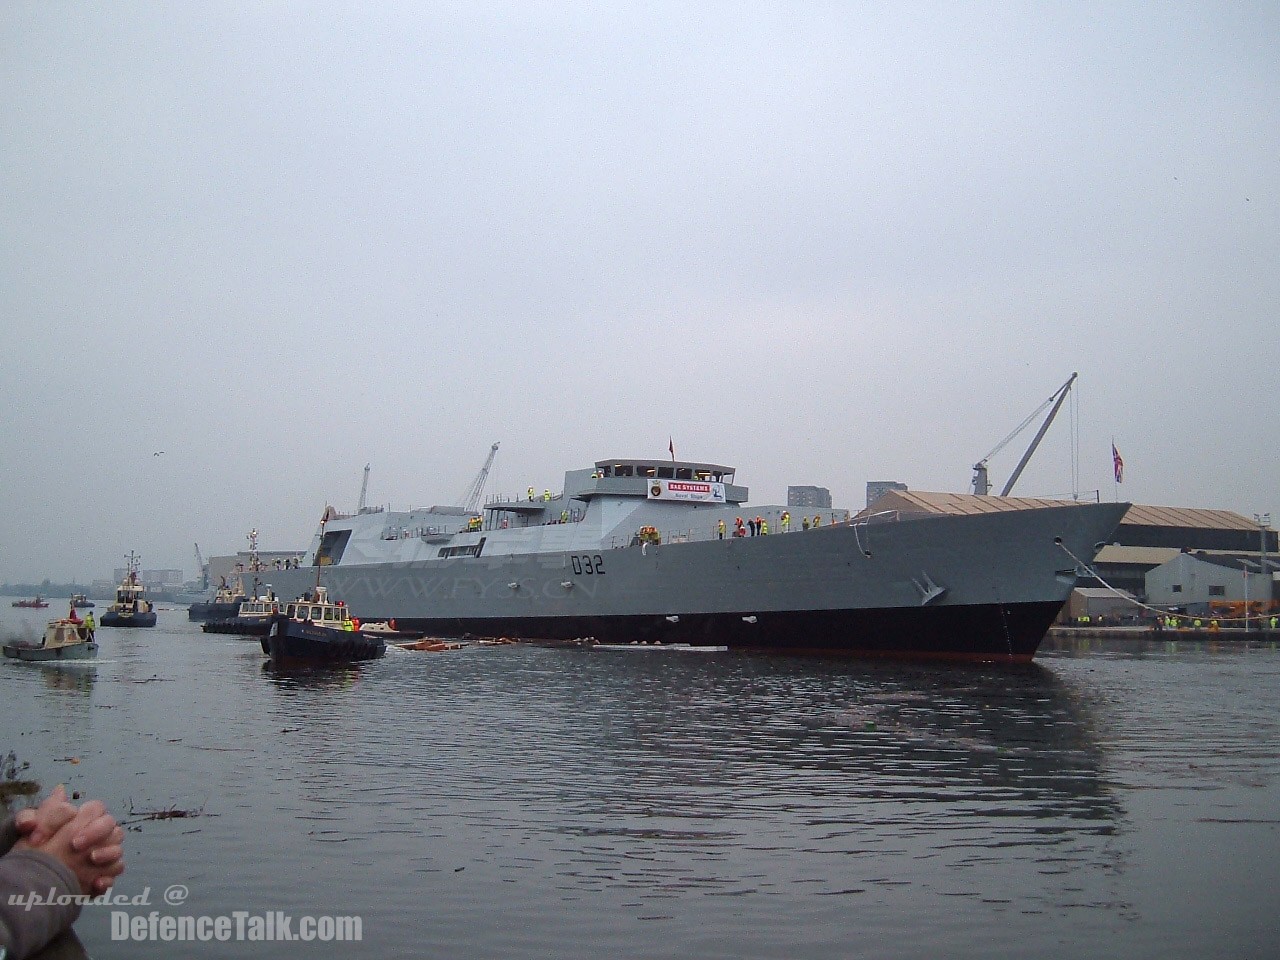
top-left (252, 502), bottom-right (1127, 663)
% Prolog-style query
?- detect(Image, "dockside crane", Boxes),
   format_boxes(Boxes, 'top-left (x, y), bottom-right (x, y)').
top-left (357, 464), bottom-right (371, 513)
top-left (972, 373), bottom-right (1077, 496)
top-left (459, 442), bottom-right (500, 513)
top-left (193, 543), bottom-right (207, 589)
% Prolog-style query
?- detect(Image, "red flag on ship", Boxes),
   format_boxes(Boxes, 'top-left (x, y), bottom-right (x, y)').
top-left (1111, 443), bottom-right (1124, 484)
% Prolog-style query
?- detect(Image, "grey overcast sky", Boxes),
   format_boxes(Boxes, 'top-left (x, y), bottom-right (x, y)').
top-left (2, 2), bottom-right (1277, 583)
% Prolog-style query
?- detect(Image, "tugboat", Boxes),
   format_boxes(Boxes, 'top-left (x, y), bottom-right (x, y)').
top-left (70, 594), bottom-right (95, 609)
top-left (4, 610), bottom-right (97, 661)
top-left (11, 597), bottom-right (50, 609)
top-left (186, 576), bottom-right (246, 622)
top-left (261, 586), bottom-right (385, 663)
top-left (188, 529), bottom-right (266, 620)
top-left (99, 553), bottom-right (157, 627)
top-left (203, 590), bottom-right (282, 637)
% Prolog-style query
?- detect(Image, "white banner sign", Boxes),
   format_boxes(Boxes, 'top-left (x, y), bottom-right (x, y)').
top-left (647, 479), bottom-right (726, 503)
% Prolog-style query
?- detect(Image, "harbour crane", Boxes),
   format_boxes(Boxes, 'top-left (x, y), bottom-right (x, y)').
top-left (972, 373), bottom-right (1077, 497)
top-left (458, 442), bottom-right (500, 513)
top-left (357, 464), bottom-right (371, 513)
top-left (193, 543), bottom-right (207, 589)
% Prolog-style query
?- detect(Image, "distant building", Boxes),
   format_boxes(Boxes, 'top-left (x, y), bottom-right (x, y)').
top-left (788, 485), bottom-right (832, 509)
top-left (1066, 587), bottom-right (1139, 622)
top-left (113, 567), bottom-right (184, 587)
top-left (1145, 552), bottom-right (1276, 612)
top-left (865, 481), bottom-right (907, 508)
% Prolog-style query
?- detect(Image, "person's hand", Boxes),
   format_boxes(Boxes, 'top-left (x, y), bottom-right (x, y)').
top-left (12, 785), bottom-right (78, 845)
top-left (14, 789), bottom-right (126, 894)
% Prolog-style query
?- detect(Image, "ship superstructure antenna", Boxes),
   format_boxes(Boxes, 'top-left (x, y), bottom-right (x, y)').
top-left (357, 464), bottom-right (370, 513)
top-left (972, 373), bottom-right (1078, 496)
top-left (194, 543), bottom-right (207, 589)
top-left (459, 442), bottom-right (500, 512)
top-left (246, 528), bottom-right (261, 571)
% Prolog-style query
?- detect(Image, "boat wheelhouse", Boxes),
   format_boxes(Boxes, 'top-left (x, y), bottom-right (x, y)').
top-left (100, 552), bottom-right (157, 627)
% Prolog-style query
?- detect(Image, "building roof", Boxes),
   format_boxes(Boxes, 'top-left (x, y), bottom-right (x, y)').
top-left (861, 489), bottom-right (1090, 517)
top-left (1169, 552), bottom-right (1280, 573)
top-left (1119, 504), bottom-right (1261, 530)
top-left (1094, 545), bottom-right (1182, 565)
top-left (1074, 587), bottom-right (1137, 599)
top-left (862, 491), bottom-right (1268, 535)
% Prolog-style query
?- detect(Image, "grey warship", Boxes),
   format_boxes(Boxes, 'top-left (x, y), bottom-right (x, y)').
top-left (256, 457), bottom-right (1127, 662)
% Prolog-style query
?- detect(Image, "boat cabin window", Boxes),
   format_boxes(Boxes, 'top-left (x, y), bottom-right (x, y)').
top-left (613, 465), bottom-right (633, 477)
top-left (657, 466), bottom-right (673, 479)
top-left (675, 467), bottom-right (693, 480)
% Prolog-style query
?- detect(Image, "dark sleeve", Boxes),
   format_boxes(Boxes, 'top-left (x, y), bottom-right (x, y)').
top-left (1, 816), bottom-right (19, 856)
top-left (0, 817), bottom-right (83, 960)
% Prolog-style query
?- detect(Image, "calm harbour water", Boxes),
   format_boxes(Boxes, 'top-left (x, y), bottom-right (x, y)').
top-left (3, 602), bottom-right (1279, 959)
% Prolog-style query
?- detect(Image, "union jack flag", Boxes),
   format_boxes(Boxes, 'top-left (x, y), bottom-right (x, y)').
top-left (1112, 443), bottom-right (1124, 484)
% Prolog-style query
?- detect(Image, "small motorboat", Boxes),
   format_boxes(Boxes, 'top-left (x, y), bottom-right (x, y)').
top-left (11, 597), bottom-right (50, 609)
top-left (100, 553), bottom-right (157, 627)
top-left (261, 586), bottom-right (385, 663)
top-left (70, 594), bottom-right (95, 609)
top-left (4, 616), bottom-right (97, 662)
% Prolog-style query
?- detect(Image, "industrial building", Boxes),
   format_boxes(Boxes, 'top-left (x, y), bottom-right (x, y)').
top-left (1145, 552), bottom-right (1278, 615)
